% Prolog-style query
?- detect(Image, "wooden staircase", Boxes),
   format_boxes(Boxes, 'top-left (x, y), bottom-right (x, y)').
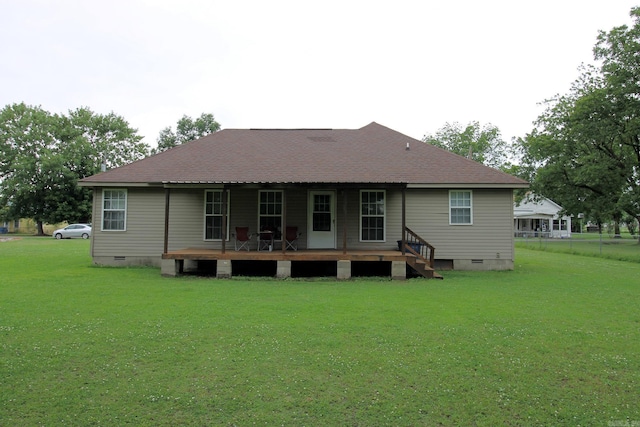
top-left (401, 227), bottom-right (443, 279)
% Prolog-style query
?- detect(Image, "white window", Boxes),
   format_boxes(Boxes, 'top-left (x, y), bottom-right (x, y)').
top-left (553, 219), bottom-right (567, 231)
top-left (449, 190), bottom-right (472, 225)
top-left (258, 190), bottom-right (283, 238)
top-left (204, 190), bottom-right (230, 240)
top-left (102, 189), bottom-right (127, 231)
top-left (360, 190), bottom-right (385, 241)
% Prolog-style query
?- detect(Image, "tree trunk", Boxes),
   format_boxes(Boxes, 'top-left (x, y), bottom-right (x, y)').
top-left (614, 221), bottom-right (621, 238)
top-left (36, 220), bottom-right (45, 236)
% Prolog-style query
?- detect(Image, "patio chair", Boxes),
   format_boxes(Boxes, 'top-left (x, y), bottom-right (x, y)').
top-left (285, 226), bottom-right (301, 251)
top-left (233, 227), bottom-right (252, 251)
top-left (258, 226), bottom-right (275, 251)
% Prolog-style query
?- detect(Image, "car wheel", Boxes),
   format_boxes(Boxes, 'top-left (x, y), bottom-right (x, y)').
top-left (82, 233), bottom-right (89, 239)
top-left (55, 233), bottom-right (63, 239)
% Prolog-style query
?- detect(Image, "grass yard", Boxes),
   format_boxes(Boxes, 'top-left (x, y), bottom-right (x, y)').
top-left (1, 237), bottom-right (639, 426)
top-left (517, 233), bottom-right (640, 263)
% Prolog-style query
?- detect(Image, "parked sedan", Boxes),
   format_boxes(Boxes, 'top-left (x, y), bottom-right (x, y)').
top-left (53, 224), bottom-right (92, 239)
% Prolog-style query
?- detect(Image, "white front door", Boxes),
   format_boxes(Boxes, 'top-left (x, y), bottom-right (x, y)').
top-left (307, 190), bottom-right (336, 249)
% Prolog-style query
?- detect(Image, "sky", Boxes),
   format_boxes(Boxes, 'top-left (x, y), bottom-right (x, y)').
top-left (1, 0), bottom-right (638, 147)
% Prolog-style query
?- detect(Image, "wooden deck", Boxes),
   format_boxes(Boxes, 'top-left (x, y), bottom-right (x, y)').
top-left (162, 248), bottom-right (442, 279)
top-left (163, 248), bottom-right (411, 262)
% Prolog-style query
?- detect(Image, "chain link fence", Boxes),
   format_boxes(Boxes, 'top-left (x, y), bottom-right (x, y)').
top-left (515, 232), bottom-right (640, 263)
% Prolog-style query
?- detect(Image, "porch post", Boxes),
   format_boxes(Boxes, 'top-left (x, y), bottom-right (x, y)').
top-left (164, 188), bottom-right (170, 254)
top-left (221, 185), bottom-right (228, 254)
top-left (342, 189), bottom-right (348, 254)
top-left (401, 186), bottom-right (406, 255)
top-left (281, 190), bottom-right (287, 254)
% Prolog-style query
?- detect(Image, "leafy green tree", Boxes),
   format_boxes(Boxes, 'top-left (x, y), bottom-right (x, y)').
top-left (52, 107), bottom-right (148, 224)
top-left (520, 8), bottom-right (640, 241)
top-left (153, 113), bottom-right (221, 154)
top-left (0, 103), bottom-right (59, 234)
top-left (423, 121), bottom-right (511, 170)
top-left (61, 107), bottom-right (149, 173)
top-left (0, 103), bottom-right (148, 234)
top-left (624, 214), bottom-right (638, 236)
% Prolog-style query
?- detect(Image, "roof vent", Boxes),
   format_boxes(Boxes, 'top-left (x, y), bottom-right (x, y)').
top-left (406, 142), bottom-right (410, 151)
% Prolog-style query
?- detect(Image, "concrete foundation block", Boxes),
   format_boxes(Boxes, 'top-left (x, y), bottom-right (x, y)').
top-left (391, 260), bottom-right (407, 280)
top-left (217, 259), bottom-right (232, 278)
top-left (337, 260), bottom-right (351, 280)
top-left (161, 259), bottom-right (180, 277)
top-left (276, 260), bottom-right (292, 278)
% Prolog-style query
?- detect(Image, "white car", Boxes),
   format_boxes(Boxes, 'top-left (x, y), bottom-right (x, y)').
top-left (53, 224), bottom-right (92, 239)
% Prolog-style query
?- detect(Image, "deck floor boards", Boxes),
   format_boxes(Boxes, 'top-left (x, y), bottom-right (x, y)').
top-left (163, 248), bottom-right (411, 262)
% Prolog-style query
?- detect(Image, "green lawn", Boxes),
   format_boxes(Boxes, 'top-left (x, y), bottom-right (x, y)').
top-left (1, 237), bottom-right (639, 426)
top-left (517, 233), bottom-right (640, 263)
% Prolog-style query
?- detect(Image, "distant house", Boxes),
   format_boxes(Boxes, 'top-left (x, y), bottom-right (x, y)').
top-left (1, 219), bottom-right (20, 234)
top-left (79, 122), bottom-right (528, 279)
top-left (0, 219), bottom-right (64, 235)
top-left (514, 194), bottom-right (571, 238)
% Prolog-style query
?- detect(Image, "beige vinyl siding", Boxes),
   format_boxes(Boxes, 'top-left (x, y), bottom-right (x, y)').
top-left (91, 187), bottom-right (166, 258)
top-left (228, 188), bottom-right (308, 250)
top-left (166, 189), bottom-right (209, 250)
top-left (167, 188), bottom-right (310, 251)
top-left (283, 190), bottom-right (307, 249)
top-left (324, 188), bottom-right (514, 258)
top-left (334, 189), bottom-right (402, 251)
top-left (90, 186), bottom-right (515, 268)
top-left (405, 188), bottom-right (515, 261)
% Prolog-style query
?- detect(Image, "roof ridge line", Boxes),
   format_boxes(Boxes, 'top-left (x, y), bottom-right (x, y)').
top-left (248, 128), bottom-right (334, 131)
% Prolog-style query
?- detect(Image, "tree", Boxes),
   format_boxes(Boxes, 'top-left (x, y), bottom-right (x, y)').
top-left (519, 8), bottom-right (640, 241)
top-left (422, 121), bottom-right (512, 170)
top-left (51, 107), bottom-right (149, 224)
top-left (153, 113), bottom-right (221, 154)
top-left (624, 213), bottom-right (638, 236)
top-left (0, 103), bottom-right (60, 234)
top-left (0, 103), bottom-right (148, 234)
top-left (62, 107), bottom-right (149, 173)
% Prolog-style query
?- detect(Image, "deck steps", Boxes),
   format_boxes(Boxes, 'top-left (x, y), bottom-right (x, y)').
top-left (405, 256), bottom-right (443, 279)
top-left (401, 226), bottom-right (443, 279)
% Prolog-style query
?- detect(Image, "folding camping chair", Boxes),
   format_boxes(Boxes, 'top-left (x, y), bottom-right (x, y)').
top-left (233, 227), bottom-right (252, 251)
top-left (285, 226), bottom-right (301, 251)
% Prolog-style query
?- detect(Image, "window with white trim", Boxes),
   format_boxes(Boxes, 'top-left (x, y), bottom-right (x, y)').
top-left (204, 190), bottom-right (229, 240)
top-left (360, 190), bottom-right (385, 241)
top-left (449, 190), bottom-right (473, 225)
top-left (258, 190), bottom-right (282, 239)
top-left (102, 189), bottom-right (127, 231)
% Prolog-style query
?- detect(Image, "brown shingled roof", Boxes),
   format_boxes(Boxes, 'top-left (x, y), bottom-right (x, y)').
top-left (80, 122), bottom-right (528, 187)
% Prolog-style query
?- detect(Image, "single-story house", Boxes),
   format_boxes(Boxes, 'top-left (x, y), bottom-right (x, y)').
top-left (0, 219), bottom-right (61, 235)
top-left (514, 194), bottom-right (571, 238)
top-left (79, 122), bottom-right (528, 279)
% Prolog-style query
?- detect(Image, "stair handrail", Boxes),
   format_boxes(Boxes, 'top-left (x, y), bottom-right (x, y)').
top-left (403, 226), bottom-right (435, 268)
